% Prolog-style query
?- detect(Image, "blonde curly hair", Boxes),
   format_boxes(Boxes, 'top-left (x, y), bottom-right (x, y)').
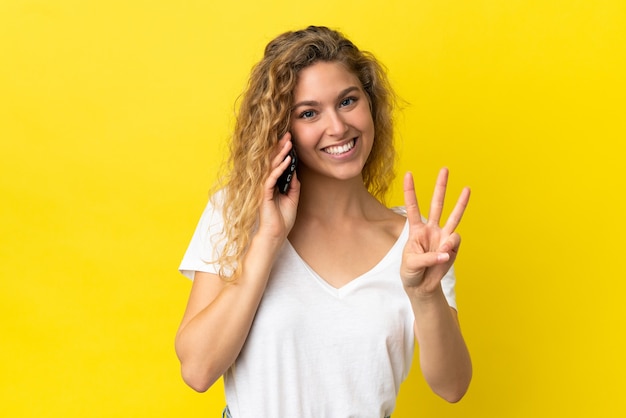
top-left (215, 25), bottom-right (398, 280)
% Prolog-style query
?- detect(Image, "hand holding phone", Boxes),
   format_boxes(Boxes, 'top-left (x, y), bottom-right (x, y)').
top-left (276, 148), bottom-right (298, 194)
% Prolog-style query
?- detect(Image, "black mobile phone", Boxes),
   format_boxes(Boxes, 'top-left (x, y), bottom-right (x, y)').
top-left (276, 148), bottom-right (298, 194)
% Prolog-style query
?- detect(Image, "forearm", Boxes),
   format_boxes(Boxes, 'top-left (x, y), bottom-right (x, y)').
top-left (175, 235), bottom-right (283, 392)
top-left (406, 285), bottom-right (472, 402)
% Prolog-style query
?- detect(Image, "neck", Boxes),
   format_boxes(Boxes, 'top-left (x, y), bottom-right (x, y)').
top-left (295, 172), bottom-right (381, 223)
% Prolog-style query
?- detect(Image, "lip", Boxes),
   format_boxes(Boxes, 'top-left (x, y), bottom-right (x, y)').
top-left (321, 137), bottom-right (359, 158)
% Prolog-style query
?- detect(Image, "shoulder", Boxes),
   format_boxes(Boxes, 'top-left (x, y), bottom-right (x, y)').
top-left (390, 205), bottom-right (428, 223)
top-left (390, 206), bottom-right (407, 216)
top-left (374, 206), bottom-right (407, 243)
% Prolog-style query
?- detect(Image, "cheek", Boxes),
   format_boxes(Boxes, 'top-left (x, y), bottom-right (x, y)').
top-left (290, 124), bottom-right (319, 146)
top-left (361, 109), bottom-right (375, 131)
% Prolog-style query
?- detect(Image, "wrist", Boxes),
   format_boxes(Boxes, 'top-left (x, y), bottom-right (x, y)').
top-left (404, 283), bottom-right (447, 308)
top-left (250, 229), bottom-right (286, 255)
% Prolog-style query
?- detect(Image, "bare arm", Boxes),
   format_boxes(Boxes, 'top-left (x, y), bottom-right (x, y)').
top-left (401, 169), bottom-right (472, 402)
top-left (174, 235), bottom-right (284, 392)
top-left (175, 135), bottom-right (300, 392)
top-left (407, 290), bottom-right (472, 402)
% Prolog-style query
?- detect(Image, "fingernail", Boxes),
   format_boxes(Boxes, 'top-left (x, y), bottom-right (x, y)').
top-left (437, 253), bottom-right (450, 262)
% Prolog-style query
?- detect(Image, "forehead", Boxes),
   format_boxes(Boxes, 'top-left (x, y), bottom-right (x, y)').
top-left (293, 61), bottom-right (362, 99)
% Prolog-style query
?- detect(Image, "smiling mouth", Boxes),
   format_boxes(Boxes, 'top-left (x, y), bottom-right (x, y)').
top-left (322, 139), bottom-right (356, 155)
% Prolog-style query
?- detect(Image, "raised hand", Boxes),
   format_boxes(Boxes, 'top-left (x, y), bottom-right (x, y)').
top-left (400, 168), bottom-right (470, 294)
top-left (257, 132), bottom-right (301, 242)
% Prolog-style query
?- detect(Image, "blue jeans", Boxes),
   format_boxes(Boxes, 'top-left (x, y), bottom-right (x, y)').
top-left (222, 406), bottom-right (390, 417)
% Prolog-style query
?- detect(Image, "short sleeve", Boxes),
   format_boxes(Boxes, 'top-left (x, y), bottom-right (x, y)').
top-left (391, 205), bottom-right (458, 310)
top-left (178, 191), bottom-right (226, 280)
top-left (440, 265), bottom-right (457, 311)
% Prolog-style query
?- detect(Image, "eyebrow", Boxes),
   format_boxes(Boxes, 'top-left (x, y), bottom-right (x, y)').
top-left (292, 86), bottom-right (361, 109)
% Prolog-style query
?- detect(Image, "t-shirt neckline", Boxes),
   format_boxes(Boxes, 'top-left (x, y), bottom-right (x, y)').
top-left (285, 219), bottom-right (409, 297)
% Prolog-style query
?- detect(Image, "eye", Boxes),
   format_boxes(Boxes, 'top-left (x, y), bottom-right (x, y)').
top-left (339, 97), bottom-right (357, 107)
top-left (298, 109), bottom-right (317, 119)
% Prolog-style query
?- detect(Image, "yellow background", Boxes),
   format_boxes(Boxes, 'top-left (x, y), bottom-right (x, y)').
top-left (1, 1), bottom-right (625, 417)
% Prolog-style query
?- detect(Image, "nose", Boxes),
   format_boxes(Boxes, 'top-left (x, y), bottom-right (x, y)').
top-left (325, 110), bottom-right (349, 138)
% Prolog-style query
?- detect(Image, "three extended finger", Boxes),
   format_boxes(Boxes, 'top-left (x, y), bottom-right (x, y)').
top-left (403, 172), bottom-right (423, 227)
top-left (442, 186), bottom-right (470, 235)
top-left (428, 167), bottom-right (449, 226)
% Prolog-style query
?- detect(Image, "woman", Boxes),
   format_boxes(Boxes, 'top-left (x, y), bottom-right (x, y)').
top-left (176, 26), bottom-right (472, 417)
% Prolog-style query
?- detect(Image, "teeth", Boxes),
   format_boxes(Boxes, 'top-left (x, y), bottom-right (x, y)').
top-left (324, 139), bottom-right (355, 155)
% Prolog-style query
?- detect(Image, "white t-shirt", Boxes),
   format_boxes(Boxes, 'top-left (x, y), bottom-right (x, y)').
top-left (179, 194), bottom-right (457, 418)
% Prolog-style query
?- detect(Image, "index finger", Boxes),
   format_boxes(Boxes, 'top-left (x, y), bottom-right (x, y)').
top-left (271, 132), bottom-right (293, 166)
top-left (403, 172), bottom-right (423, 227)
